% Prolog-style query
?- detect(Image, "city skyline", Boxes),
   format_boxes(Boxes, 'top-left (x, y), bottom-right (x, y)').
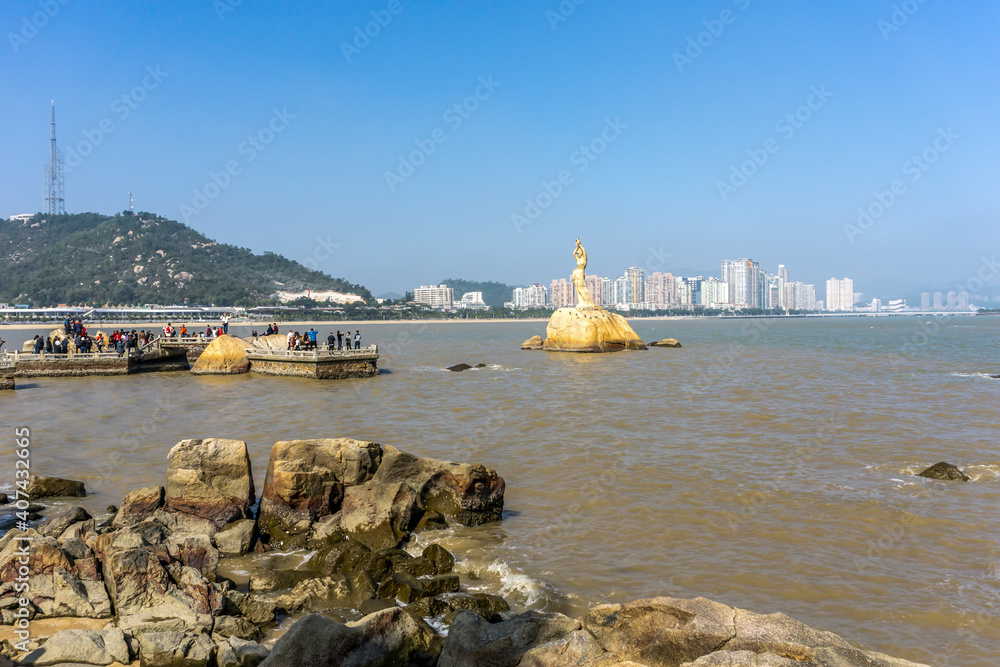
top-left (2, 4), bottom-right (998, 296)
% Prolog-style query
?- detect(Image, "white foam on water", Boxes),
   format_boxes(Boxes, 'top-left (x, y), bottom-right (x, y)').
top-left (484, 559), bottom-right (555, 608)
top-left (961, 464), bottom-right (1000, 482)
top-left (949, 372), bottom-right (994, 379)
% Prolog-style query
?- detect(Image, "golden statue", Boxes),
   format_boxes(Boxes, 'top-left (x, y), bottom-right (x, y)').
top-left (538, 238), bottom-right (647, 352)
top-left (572, 238), bottom-right (596, 309)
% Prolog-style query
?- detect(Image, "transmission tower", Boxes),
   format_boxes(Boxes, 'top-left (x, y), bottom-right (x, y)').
top-left (44, 100), bottom-right (65, 215)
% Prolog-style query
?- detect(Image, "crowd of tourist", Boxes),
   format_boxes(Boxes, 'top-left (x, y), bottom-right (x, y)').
top-left (21, 318), bottom-right (367, 357)
top-left (279, 328), bottom-right (362, 351)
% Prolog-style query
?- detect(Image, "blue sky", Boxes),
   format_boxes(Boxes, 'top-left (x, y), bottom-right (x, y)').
top-left (2, 1), bottom-right (998, 297)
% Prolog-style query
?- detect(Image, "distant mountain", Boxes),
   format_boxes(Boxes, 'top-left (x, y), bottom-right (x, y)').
top-left (440, 279), bottom-right (517, 308)
top-left (378, 292), bottom-right (403, 301)
top-left (0, 211), bottom-right (372, 307)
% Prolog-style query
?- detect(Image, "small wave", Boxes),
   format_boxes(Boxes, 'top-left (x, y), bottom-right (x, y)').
top-left (487, 559), bottom-right (555, 608)
top-left (962, 464), bottom-right (1000, 482)
top-left (949, 372), bottom-right (997, 379)
top-left (454, 558), bottom-right (556, 610)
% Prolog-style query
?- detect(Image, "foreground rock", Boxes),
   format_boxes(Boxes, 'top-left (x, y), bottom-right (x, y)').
top-left (18, 627), bottom-right (130, 665)
top-left (371, 446), bottom-right (504, 527)
top-left (260, 608), bottom-right (441, 667)
top-left (917, 461), bottom-right (970, 481)
top-left (649, 338), bottom-right (683, 348)
top-left (258, 439), bottom-right (381, 548)
top-left (521, 335), bottom-right (544, 350)
top-left (544, 307), bottom-right (647, 353)
top-left (166, 438), bottom-right (256, 526)
top-left (190, 334), bottom-right (251, 374)
top-left (435, 597), bottom-right (930, 667)
top-left (26, 475), bottom-right (86, 499)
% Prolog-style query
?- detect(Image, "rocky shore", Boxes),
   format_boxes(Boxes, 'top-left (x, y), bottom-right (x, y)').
top-left (0, 440), bottom-right (930, 667)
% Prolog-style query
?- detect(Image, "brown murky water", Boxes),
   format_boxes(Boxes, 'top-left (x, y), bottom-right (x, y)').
top-left (2, 317), bottom-right (998, 664)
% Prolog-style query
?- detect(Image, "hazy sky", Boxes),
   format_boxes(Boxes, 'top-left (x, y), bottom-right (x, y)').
top-left (2, 1), bottom-right (998, 297)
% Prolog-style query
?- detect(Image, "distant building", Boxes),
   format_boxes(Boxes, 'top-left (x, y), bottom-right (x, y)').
top-left (932, 292), bottom-right (944, 309)
top-left (414, 284), bottom-right (454, 309)
top-left (887, 299), bottom-right (907, 312)
top-left (585, 275), bottom-right (605, 306)
top-left (8, 214), bottom-right (34, 222)
top-left (457, 291), bottom-right (487, 309)
top-left (825, 277), bottom-right (854, 311)
top-left (646, 272), bottom-right (677, 308)
top-left (920, 292), bottom-right (931, 310)
top-left (550, 278), bottom-right (575, 309)
top-left (786, 282), bottom-right (816, 310)
top-left (946, 291), bottom-right (958, 310)
top-left (623, 267), bottom-right (645, 305)
top-left (272, 289), bottom-right (364, 304)
top-left (702, 277), bottom-right (730, 309)
top-left (721, 259), bottom-right (763, 308)
top-left (512, 284), bottom-right (548, 308)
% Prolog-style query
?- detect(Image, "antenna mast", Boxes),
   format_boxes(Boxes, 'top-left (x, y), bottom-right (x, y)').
top-left (44, 100), bottom-right (65, 215)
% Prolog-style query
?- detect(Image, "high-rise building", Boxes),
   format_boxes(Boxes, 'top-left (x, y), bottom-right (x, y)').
top-left (512, 284), bottom-right (548, 308)
top-left (784, 282), bottom-right (816, 310)
top-left (777, 264), bottom-right (789, 307)
top-left (550, 278), bottom-right (575, 308)
top-left (932, 292), bottom-right (944, 309)
top-left (646, 272), bottom-right (677, 308)
top-left (612, 276), bottom-right (630, 306)
top-left (585, 275), bottom-right (605, 306)
top-left (601, 277), bottom-right (613, 307)
top-left (920, 292), bottom-right (931, 310)
top-left (767, 276), bottom-right (781, 309)
top-left (414, 284), bottom-right (454, 309)
top-left (623, 267), bottom-right (645, 305)
top-left (702, 277), bottom-right (730, 308)
top-left (825, 277), bottom-right (854, 311)
top-left (721, 259), bottom-right (762, 308)
top-left (957, 291), bottom-right (969, 311)
top-left (946, 291), bottom-right (958, 310)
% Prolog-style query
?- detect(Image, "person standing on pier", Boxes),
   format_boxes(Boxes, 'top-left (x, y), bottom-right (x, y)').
top-left (327, 332), bottom-right (335, 350)
top-left (45, 337), bottom-right (53, 354)
top-left (336, 330), bottom-right (343, 351)
top-left (222, 314), bottom-right (230, 335)
top-left (33, 336), bottom-right (43, 354)
top-left (354, 330), bottom-right (361, 349)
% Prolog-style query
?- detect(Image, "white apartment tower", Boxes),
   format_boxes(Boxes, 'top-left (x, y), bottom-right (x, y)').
top-left (414, 284), bottom-right (454, 309)
top-left (825, 277), bottom-right (854, 311)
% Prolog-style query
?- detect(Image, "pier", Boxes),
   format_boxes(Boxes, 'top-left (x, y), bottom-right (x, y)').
top-left (245, 346), bottom-right (379, 379)
top-left (1, 338), bottom-right (379, 381)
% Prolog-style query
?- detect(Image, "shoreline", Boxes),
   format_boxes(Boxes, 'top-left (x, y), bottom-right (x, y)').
top-left (0, 311), bottom-right (981, 331)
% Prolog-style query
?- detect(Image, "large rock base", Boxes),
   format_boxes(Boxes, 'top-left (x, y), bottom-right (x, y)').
top-left (543, 307), bottom-right (646, 353)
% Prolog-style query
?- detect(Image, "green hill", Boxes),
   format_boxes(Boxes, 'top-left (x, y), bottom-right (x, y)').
top-left (0, 211), bottom-right (371, 307)
top-left (440, 279), bottom-right (518, 308)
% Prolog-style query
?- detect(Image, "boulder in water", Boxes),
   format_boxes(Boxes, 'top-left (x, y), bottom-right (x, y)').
top-left (446, 363), bottom-right (473, 372)
top-left (521, 335), bottom-right (544, 350)
top-left (26, 475), bottom-right (86, 499)
top-left (648, 338), bottom-right (682, 348)
top-left (543, 307), bottom-right (646, 352)
top-left (917, 461), bottom-right (970, 481)
top-left (190, 334), bottom-right (251, 374)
